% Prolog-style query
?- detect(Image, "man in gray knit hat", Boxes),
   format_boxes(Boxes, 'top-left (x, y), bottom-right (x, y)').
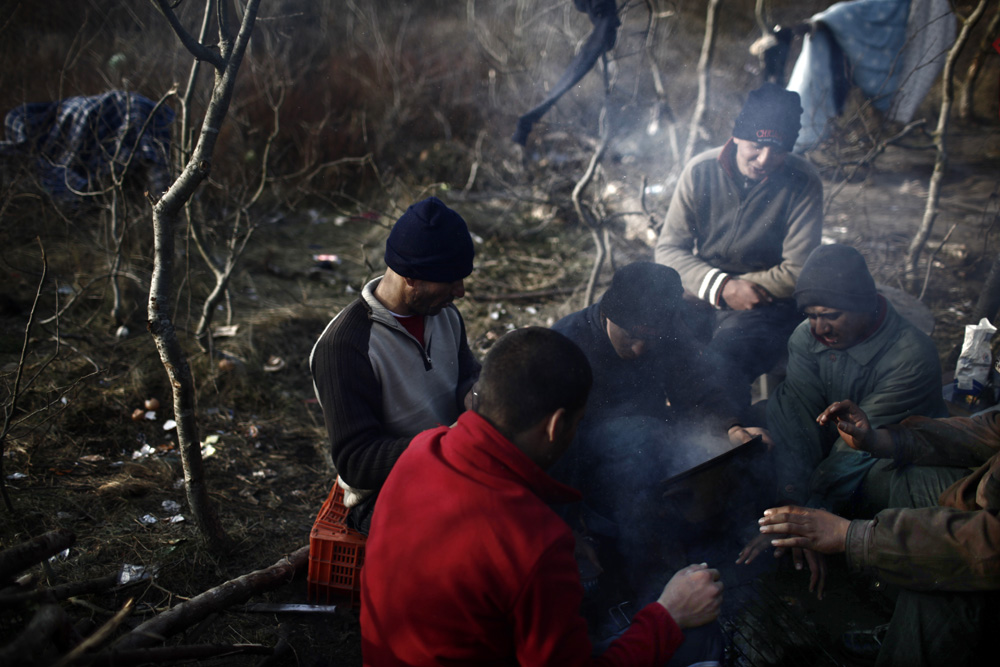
top-left (765, 244), bottom-right (948, 517)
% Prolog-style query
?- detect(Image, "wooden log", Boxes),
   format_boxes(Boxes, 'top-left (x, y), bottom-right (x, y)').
top-left (0, 572), bottom-right (118, 607)
top-left (0, 604), bottom-right (70, 665)
top-left (113, 546), bottom-right (309, 651)
top-left (0, 528), bottom-right (75, 584)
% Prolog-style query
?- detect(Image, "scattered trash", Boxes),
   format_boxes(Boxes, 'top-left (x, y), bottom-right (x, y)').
top-left (116, 325), bottom-right (130, 339)
top-left (248, 424), bottom-right (260, 438)
top-left (79, 454), bottom-right (104, 463)
top-left (213, 325), bottom-right (240, 338)
top-left (58, 285), bottom-right (74, 295)
top-left (60, 397), bottom-right (68, 405)
top-left (144, 398), bottom-right (160, 411)
top-left (145, 411), bottom-right (156, 420)
top-left (644, 183), bottom-right (665, 195)
top-left (139, 514), bottom-right (158, 525)
top-left (48, 548), bottom-right (70, 562)
top-left (162, 500), bottom-right (182, 513)
top-left (162, 419), bottom-right (177, 431)
top-left (263, 356), bottom-right (286, 372)
top-left (252, 468), bottom-right (277, 479)
top-left (173, 478), bottom-right (185, 490)
top-left (218, 358), bottom-right (237, 372)
top-left (312, 254), bottom-right (341, 268)
top-left (202, 434), bottom-right (220, 446)
top-left (7, 472), bottom-right (27, 480)
top-left (202, 442), bottom-right (217, 458)
top-left (168, 515), bottom-right (185, 524)
top-left (132, 444), bottom-right (156, 460)
top-left (131, 408), bottom-right (145, 422)
top-left (525, 306), bottom-right (537, 315)
top-left (118, 563), bottom-right (152, 585)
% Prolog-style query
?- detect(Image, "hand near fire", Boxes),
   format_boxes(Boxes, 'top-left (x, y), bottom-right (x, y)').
top-left (658, 563), bottom-right (723, 629)
top-left (722, 278), bottom-right (772, 310)
top-left (728, 425), bottom-right (775, 451)
top-left (815, 400), bottom-right (893, 457)
top-left (736, 526), bottom-right (829, 599)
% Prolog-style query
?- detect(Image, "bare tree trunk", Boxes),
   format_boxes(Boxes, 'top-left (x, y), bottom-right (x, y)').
top-left (112, 546), bottom-right (309, 651)
top-left (904, 0), bottom-right (990, 284)
top-left (147, 0), bottom-right (262, 551)
top-left (958, 5), bottom-right (999, 121)
top-left (683, 0), bottom-right (722, 164)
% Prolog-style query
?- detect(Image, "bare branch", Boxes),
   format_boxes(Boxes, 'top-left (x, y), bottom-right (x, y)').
top-left (153, 0), bottom-right (225, 70)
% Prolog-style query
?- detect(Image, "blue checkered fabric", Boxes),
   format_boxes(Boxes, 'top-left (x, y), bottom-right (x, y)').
top-left (1, 91), bottom-right (174, 201)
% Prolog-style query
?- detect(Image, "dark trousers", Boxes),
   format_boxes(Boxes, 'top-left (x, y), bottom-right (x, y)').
top-left (707, 300), bottom-right (802, 406)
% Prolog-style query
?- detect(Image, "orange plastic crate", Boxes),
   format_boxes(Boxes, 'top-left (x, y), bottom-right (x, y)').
top-left (307, 482), bottom-right (366, 608)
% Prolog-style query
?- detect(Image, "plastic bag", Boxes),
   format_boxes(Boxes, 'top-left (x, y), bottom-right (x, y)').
top-left (952, 318), bottom-right (997, 407)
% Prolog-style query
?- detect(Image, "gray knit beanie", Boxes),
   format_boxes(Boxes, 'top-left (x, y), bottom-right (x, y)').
top-left (794, 244), bottom-right (877, 313)
top-left (384, 197), bottom-right (474, 282)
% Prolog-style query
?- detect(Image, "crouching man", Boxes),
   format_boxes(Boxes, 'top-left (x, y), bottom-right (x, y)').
top-left (758, 399), bottom-right (1000, 667)
top-left (361, 327), bottom-right (724, 666)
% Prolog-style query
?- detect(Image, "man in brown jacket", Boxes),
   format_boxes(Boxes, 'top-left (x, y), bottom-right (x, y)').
top-left (758, 399), bottom-right (1000, 667)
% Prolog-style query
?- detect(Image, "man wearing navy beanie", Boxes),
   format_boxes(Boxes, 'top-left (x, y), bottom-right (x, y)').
top-left (310, 197), bottom-right (480, 533)
top-left (655, 83), bottom-right (823, 409)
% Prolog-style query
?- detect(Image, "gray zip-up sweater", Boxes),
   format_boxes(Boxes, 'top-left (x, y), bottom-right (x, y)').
top-left (310, 277), bottom-right (480, 513)
top-left (655, 140), bottom-right (823, 305)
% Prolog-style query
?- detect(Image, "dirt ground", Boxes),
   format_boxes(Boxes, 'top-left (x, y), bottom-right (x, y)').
top-left (2, 2), bottom-right (1000, 665)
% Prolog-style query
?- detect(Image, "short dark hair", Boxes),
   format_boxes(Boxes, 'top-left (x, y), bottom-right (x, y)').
top-left (476, 327), bottom-right (592, 435)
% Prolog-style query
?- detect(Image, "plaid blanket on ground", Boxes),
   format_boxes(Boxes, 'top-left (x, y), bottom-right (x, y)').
top-left (0, 90), bottom-right (174, 201)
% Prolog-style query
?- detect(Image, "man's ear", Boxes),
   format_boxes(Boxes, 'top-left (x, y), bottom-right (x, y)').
top-left (403, 276), bottom-right (418, 287)
top-left (544, 407), bottom-right (567, 443)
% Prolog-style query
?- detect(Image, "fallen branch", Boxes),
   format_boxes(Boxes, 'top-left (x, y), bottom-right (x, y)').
top-left (0, 604), bottom-right (69, 665)
top-left (0, 528), bottom-right (75, 583)
top-left (0, 572), bottom-right (118, 607)
top-left (112, 546), bottom-right (309, 651)
top-left (52, 598), bottom-right (135, 667)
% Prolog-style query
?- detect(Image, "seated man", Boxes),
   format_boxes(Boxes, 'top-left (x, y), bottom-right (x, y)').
top-left (550, 262), bottom-right (750, 600)
top-left (361, 327), bottom-right (725, 666)
top-left (767, 243), bottom-right (946, 513)
top-left (655, 83), bottom-right (823, 407)
top-left (309, 197), bottom-right (480, 533)
top-left (758, 399), bottom-right (999, 667)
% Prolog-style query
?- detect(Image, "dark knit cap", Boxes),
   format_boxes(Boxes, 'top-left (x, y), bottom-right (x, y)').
top-left (794, 244), bottom-right (878, 313)
top-left (384, 197), bottom-right (475, 282)
top-left (732, 83), bottom-right (803, 152)
top-left (600, 262), bottom-right (684, 336)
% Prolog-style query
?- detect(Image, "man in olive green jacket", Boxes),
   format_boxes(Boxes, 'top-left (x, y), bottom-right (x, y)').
top-left (766, 245), bottom-right (947, 513)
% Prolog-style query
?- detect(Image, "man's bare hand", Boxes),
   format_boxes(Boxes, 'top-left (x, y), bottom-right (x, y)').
top-left (736, 532), bottom-right (782, 565)
top-left (722, 279), bottom-right (772, 311)
top-left (728, 425), bottom-right (776, 451)
top-left (815, 400), bottom-right (893, 457)
top-left (658, 563), bottom-right (724, 629)
top-left (759, 506), bottom-right (849, 555)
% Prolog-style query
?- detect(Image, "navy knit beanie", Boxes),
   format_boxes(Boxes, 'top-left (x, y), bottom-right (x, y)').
top-left (794, 244), bottom-right (877, 313)
top-left (732, 83), bottom-right (802, 152)
top-left (600, 262), bottom-right (685, 336)
top-left (384, 197), bottom-right (475, 282)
